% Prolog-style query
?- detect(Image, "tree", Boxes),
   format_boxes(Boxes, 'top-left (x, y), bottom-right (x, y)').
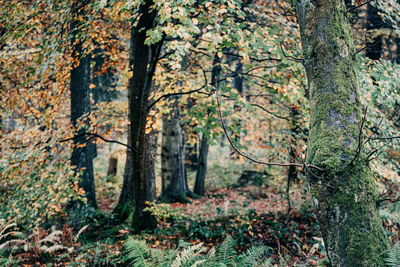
top-left (366, 3), bottom-right (386, 60)
top-left (194, 55), bottom-right (221, 196)
top-left (127, 0), bottom-right (163, 231)
top-left (295, 0), bottom-right (390, 265)
top-left (160, 99), bottom-right (190, 202)
top-left (70, 0), bottom-right (97, 208)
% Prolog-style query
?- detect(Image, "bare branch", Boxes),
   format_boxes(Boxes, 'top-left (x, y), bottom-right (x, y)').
top-left (59, 132), bottom-right (134, 151)
top-left (215, 84), bottom-right (323, 172)
top-left (349, 107), bottom-right (367, 165)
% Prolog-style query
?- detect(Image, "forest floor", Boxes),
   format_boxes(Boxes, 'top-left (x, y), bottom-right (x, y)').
top-left (10, 184), bottom-right (399, 266)
top-left (91, 184), bottom-right (326, 265)
top-left (92, 184), bottom-right (399, 266)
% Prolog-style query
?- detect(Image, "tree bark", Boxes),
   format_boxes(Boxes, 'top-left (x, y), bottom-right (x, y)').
top-left (127, 0), bottom-right (162, 231)
top-left (296, 0), bottom-right (389, 265)
top-left (107, 157), bottom-right (118, 176)
top-left (160, 105), bottom-right (189, 202)
top-left (194, 134), bottom-right (209, 196)
top-left (70, 0), bottom-right (97, 208)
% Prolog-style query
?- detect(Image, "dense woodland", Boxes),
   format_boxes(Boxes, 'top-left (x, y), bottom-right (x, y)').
top-left (0, 0), bottom-right (400, 266)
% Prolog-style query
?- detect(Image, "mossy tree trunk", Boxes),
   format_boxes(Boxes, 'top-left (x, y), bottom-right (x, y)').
top-left (295, 0), bottom-right (389, 265)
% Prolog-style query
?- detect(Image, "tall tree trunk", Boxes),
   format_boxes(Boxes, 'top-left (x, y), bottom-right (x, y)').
top-left (128, 0), bottom-right (162, 231)
top-left (70, 0), bottom-right (97, 208)
top-left (160, 103), bottom-right (189, 202)
top-left (296, 1), bottom-right (389, 265)
top-left (230, 57), bottom-right (243, 159)
top-left (365, 3), bottom-right (385, 60)
top-left (194, 54), bottom-right (221, 196)
top-left (91, 39), bottom-right (117, 104)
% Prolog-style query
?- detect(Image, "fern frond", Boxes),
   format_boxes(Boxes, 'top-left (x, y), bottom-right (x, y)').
top-left (38, 230), bottom-right (63, 245)
top-left (385, 242), bottom-right (400, 267)
top-left (171, 242), bottom-right (205, 267)
top-left (236, 246), bottom-right (271, 267)
top-left (41, 244), bottom-right (67, 253)
top-left (0, 239), bottom-right (26, 250)
top-left (191, 259), bottom-right (206, 267)
top-left (0, 223), bottom-right (17, 240)
top-left (75, 224), bottom-right (89, 242)
top-left (123, 238), bottom-right (151, 267)
top-left (214, 236), bottom-right (236, 265)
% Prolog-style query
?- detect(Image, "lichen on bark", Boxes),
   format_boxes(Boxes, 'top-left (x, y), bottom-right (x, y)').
top-left (295, 0), bottom-right (389, 265)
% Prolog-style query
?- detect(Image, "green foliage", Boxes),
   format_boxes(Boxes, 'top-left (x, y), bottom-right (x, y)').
top-left (122, 235), bottom-right (271, 267)
top-left (144, 201), bottom-right (184, 222)
top-left (0, 133), bottom-right (84, 227)
top-left (385, 242), bottom-right (400, 267)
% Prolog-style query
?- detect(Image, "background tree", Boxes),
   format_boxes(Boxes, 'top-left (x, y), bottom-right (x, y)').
top-left (70, 0), bottom-right (97, 208)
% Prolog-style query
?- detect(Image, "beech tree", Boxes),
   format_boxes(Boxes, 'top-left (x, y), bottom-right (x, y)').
top-left (161, 99), bottom-right (190, 202)
top-left (127, 0), bottom-right (163, 231)
top-left (296, 0), bottom-right (390, 265)
top-left (70, 0), bottom-right (97, 208)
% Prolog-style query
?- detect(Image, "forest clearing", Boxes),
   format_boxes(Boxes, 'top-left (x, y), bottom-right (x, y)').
top-left (1, 0), bottom-right (400, 266)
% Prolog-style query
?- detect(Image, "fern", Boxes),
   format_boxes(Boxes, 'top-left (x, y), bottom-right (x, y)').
top-left (236, 246), bottom-right (272, 267)
top-left (213, 235), bottom-right (236, 265)
top-left (123, 238), bottom-right (152, 267)
top-left (170, 242), bottom-right (205, 267)
top-left (123, 236), bottom-right (274, 267)
top-left (385, 242), bottom-right (400, 267)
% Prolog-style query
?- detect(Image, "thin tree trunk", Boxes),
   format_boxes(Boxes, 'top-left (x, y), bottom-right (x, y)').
top-left (144, 130), bottom-right (157, 202)
top-left (113, 126), bottom-right (133, 220)
top-left (287, 106), bottom-right (300, 211)
top-left (194, 54), bottom-right (221, 196)
top-left (365, 3), bottom-right (385, 60)
top-left (70, 0), bottom-right (97, 208)
top-left (128, 0), bottom-right (162, 231)
top-left (194, 134), bottom-right (208, 196)
top-left (296, 0), bottom-right (389, 265)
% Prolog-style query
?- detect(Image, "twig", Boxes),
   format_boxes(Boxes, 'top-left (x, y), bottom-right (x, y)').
top-left (280, 42), bottom-right (303, 63)
top-left (369, 135), bottom-right (400, 141)
top-left (377, 189), bottom-right (400, 205)
top-left (349, 107), bottom-right (367, 165)
top-left (215, 84), bottom-right (324, 172)
top-left (251, 103), bottom-right (290, 121)
top-left (367, 143), bottom-right (387, 161)
top-left (347, 0), bottom-right (374, 13)
top-left (59, 132), bottom-right (134, 151)
top-left (148, 86), bottom-right (208, 110)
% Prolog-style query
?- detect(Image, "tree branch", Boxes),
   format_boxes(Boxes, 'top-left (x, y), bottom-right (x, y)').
top-left (59, 132), bottom-right (134, 151)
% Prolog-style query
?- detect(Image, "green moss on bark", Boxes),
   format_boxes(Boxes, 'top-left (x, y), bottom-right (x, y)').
top-left (296, 0), bottom-right (390, 265)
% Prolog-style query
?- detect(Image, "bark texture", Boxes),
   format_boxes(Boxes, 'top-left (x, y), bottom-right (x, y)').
top-left (161, 103), bottom-right (189, 202)
top-left (70, 0), bottom-right (97, 208)
top-left (127, 0), bottom-right (162, 231)
top-left (194, 134), bottom-right (209, 196)
top-left (296, 0), bottom-right (389, 265)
